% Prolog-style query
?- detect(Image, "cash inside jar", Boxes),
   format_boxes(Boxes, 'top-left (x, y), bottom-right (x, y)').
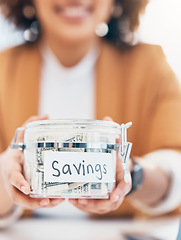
top-left (11, 120), bottom-right (132, 199)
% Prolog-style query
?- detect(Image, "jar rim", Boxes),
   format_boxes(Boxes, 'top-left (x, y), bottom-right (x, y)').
top-left (25, 119), bottom-right (121, 130)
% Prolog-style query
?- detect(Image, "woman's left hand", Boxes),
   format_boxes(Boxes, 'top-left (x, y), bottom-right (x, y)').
top-left (69, 154), bottom-right (132, 215)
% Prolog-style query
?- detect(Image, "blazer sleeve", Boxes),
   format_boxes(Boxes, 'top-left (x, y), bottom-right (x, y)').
top-left (146, 48), bottom-right (181, 152)
top-left (129, 47), bottom-right (181, 216)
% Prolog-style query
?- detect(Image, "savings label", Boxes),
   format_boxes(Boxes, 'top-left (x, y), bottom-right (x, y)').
top-left (44, 151), bottom-right (115, 183)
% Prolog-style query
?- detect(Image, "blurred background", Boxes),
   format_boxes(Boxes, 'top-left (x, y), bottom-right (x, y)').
top-left (1, 0), bottom-right (181, 82)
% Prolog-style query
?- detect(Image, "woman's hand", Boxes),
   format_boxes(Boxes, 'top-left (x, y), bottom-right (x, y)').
top-left (69, 155), bottom-right (132, 215)
top-left (69, 116), bottom-right (132, 215)
top-left (1, 115), bottom-right (64, 210)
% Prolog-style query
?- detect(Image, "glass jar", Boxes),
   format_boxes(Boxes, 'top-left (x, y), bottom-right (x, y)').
top-left (11, 119), bottom-right (132, 199)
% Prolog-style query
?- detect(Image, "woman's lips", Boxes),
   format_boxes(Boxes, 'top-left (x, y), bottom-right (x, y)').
top-left (54, 4), bottom-right (93, 22)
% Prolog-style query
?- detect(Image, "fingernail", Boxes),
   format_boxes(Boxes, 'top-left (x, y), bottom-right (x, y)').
top-left (21, 186), bottom-right (29, 195)
top-left (51, 199), bottom-right (61, 205)
top-left (112, 195), bottom-right (119, 202)
top-left (40, 199), bottom-right (49, 206)
top-left (79, 199), bottom-right (88, 205)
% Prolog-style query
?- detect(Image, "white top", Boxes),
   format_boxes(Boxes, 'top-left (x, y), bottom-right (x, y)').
top-left (1, 45), bottom-right (181, 228)
top-left (38, 45), bottom-right (98, 119)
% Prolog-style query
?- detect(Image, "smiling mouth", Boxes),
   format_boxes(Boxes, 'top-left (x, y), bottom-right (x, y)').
top-left (54, 3), bottom-right (93, 21)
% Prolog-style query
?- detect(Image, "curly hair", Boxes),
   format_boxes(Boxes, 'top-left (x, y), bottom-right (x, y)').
top-left (0, 0), bottom-right (149, 47)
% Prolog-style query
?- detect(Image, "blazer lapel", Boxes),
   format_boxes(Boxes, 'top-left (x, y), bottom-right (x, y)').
top-left (2, 44), bottom-right (41, 145)
top-left (95, 42), bottom-right (125, 124)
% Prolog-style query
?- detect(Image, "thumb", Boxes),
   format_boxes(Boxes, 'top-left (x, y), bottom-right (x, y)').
top-left (14, 115), bottom-right (49, 143)
top-left (103, 116), bottom-right (113, 121)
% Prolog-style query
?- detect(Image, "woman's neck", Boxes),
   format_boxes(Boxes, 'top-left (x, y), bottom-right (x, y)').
top-left (42, 36), bottom-right (99, 68)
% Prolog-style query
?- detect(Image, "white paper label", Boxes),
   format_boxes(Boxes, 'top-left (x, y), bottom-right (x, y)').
top-left (44, 151), bottom-right (115, 183)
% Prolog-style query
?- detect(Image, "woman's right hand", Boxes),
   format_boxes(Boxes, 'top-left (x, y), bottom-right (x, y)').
top-left (0, 115), bottom-right (64, 210)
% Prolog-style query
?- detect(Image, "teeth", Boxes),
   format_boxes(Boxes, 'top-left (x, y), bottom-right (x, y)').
top-left (63, 7), bottom-right (88, 18)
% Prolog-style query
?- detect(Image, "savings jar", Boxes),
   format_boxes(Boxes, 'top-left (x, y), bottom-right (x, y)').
top-left (11, 119), bottom-right (132, 199)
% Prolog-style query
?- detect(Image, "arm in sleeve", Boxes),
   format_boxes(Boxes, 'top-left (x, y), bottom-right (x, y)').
top-left (0, 50), bottom-right (24, 228)
top-left (130, 149), bottom-right (181, 216)
top-left (130, 47), bottom-right (181, 215)
top-left (147, 48), bottom-right (181, 152)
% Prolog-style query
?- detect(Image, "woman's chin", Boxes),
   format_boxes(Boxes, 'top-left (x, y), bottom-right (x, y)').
top-left (49, 30), bottom-right (96, 45)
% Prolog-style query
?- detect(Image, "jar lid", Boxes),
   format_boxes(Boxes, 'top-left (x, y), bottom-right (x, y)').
top-left (25, 119), bottom-right (122, 131)
top-left (11, 120), bottom-right (132, 164)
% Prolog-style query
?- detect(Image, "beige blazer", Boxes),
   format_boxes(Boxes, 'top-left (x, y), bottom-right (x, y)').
top-left (0, 41), bottom-right (181, 217)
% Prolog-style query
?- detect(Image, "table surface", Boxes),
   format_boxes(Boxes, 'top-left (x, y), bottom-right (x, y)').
top-left (0, 201), bottom-right (179, 240)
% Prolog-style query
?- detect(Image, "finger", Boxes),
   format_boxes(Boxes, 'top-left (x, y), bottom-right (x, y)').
top-left (69, 201), bottom-right (94, 214)
top-left (10, 170), bottom-right (30, 195)
top-left (110, 177), bottom-right (131, 203)
top-left (15, 115), bottom-right (49, 143)
top-left (70, 199), bottom-right (113, 215)
top-left (12, 188), bottom-right (64, 209)
top-left (70, 198), bottom-right (112, 211)
top-left (69, 197), bottom-right (124, 214)
top-left (78, 198), bottom-right (110, 208)
top-left (39, 198), bottom-right (64, 208)
top-left (39, 198), bottom-right (65, 208)
top-left (50, 198), bottom-right (65, 206)
top-left (111, 196), bottom-right (125, 211)
top-left (103, 116), bottom-right (113, 121)
top-left (11, 188), bottom-right (50, 209)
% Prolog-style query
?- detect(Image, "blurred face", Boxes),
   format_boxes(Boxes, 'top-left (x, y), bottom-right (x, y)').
top-left (33, 0), bottom-right (114, 44)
